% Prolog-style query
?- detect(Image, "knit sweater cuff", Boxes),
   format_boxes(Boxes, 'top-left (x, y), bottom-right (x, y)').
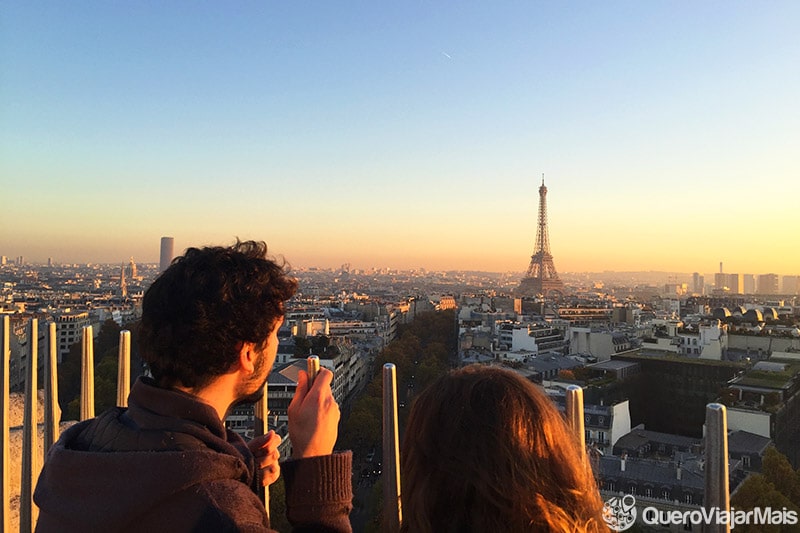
top-left (283, 451), bottom-right (353, 523)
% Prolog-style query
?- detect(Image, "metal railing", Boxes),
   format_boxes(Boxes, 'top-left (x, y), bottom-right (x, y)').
top-left (3, 317), bottom-right (733, 532)
top-left (1, 319), bottom-right (135, 532)
top-left (382, 363), bottom-right (402, 532)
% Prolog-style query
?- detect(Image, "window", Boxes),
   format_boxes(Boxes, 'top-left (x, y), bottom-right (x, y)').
top-left (742, 455), bottom-right (751, 468)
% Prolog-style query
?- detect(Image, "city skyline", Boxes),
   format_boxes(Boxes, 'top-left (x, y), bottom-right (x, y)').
top-left (2, 247), bottom-right (797, 283)
top-left (2, 3), bottom-right (799, 274)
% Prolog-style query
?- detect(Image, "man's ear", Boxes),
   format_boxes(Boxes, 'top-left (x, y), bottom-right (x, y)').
top-left (238, 342), bottom-right (258, 373)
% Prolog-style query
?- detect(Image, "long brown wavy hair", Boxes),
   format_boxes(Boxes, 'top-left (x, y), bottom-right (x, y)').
top-left (400, 365), bottom-right (606, 532)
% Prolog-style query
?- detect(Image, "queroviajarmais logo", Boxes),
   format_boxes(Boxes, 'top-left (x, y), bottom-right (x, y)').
top-left (602, 494), bottom-right (637, 532)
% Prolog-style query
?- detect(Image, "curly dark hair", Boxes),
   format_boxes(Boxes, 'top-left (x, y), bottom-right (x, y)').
top-left (139, 240), bottom-right (297, 389)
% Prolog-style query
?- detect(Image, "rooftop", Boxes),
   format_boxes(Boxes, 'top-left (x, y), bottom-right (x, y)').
top-left (615, 429), bottom-right (701, 452)
top-left (727, 430), bottom-right (772, 455)
top-left (598, 455), bottom-right (704, 490)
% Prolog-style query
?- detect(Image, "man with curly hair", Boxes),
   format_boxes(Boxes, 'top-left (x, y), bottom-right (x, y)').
top-left (35, 240), bottom-right (352, 532)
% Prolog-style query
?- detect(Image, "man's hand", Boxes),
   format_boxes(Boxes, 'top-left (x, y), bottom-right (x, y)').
top-left (249, 430), bottom-right (282, 486)
top-left (288, 367), bottom-right (340, 459)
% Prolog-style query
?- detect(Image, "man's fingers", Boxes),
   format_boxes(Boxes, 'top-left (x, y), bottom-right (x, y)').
top-left (260, 463), bottom-right (281, 487)
top-left (311, 367), bottom-right (333, 393)
top-left (251, 430), bottom-right (281, 457)
top-left (289, 370), bottom-right (309, 410)
top-left (265, 430), bottom-right (281, 448)
top-left (256, 448), bottom-right (281, 469)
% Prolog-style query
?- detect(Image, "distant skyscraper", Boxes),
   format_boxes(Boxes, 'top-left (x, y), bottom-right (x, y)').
top-left (757, 273), bottom-right (779, 295)
top-left (726, 273), bottom-right (743, 294)
top-left (160, 237), bottom-right (175, 272)
top-left (516, 175), bottom-right (564, 298)
top-left (782, 275), bottom-right (799, 295)
top-left (743, 274), bottom-right (756, 294)
top-left (692, 272), bottom-right (704, 294)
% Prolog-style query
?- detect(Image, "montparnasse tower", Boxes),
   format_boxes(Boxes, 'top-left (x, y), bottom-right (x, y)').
top-left (516, 175), bottom-right (564, 299)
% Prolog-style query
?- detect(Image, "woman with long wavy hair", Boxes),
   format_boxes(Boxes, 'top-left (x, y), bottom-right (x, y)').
top-left (401, 365), bottom-right (606, 532)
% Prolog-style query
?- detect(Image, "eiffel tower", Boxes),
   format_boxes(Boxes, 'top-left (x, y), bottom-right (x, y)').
top-left (516, 175), bottom-right (564, 298)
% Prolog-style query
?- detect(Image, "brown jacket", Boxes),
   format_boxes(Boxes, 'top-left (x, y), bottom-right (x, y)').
top-left (34, 377), bottom-right (352, 532)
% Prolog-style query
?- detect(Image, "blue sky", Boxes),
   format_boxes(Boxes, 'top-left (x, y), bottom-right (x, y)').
top-left (2, 2), bottom-right (799, 275)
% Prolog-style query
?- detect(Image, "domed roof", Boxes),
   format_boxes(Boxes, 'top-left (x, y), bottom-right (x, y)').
top-left (743, 309), bottom-right (763, 323)
top-left (762, 308), bottom-right (779, 320)
top-left (712, 307), bottom-right (731, 320)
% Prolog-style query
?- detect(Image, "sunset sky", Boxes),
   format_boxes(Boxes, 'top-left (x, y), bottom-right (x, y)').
top-left (2, 2), bottom-right (798, 276)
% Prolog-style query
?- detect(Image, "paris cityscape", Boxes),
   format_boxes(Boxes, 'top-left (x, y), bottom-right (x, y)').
top-left (3, 179), bottom-right (800, 530)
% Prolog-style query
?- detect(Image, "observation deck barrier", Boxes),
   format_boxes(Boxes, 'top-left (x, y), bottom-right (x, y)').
top-left (2, 317), bottom-right (731, 532)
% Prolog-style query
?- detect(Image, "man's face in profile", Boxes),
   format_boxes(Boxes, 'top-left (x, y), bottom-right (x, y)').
top-left (235, 318), bottom-right (282, 405)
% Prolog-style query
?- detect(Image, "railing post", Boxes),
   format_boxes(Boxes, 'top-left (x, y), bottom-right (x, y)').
top-left (704, 403), bottom-right (730, 533)
top-left (21, 318), bottom-right (40, 532)
top-left (117, 330), bottom-right (131, 407)
top-left (382, 363), bottom-right (402, 532)
top-left (44, 322), bottom-right (60, 452)
top-left (565, 384), bottom-right (586, 453)
top-left (81, 326), bottom-right (94, 420)
top-left (307, 355), bottom-right (319, 383)
top-left (254, 380), bottom-right (270, 519)
top-left (1, 316), bottom-right (11, 533)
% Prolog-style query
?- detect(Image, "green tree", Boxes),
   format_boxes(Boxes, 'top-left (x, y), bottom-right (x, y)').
top-left (731, 447), bottom-right (800, 532)
top-left (341, 394), bottom-right (381, 453)
top-left (761, 446), bottom-right (800, 506)
top-left (414, 355), bottom-right (445, 391)
top-left (58, 341), bottom-right (83, 419)
top-left (95, 319), bottom-right (122, 354)
top-left (731, 474), bottom-right (798, 533)
top-left (57, 319), bottom-right (130, 420)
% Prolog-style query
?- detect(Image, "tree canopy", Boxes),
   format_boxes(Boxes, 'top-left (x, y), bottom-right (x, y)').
top-left (730, 447), bottom-right (800, 533)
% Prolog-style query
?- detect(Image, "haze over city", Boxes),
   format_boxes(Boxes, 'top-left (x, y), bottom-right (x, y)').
top-left (2, 3), bottom-right (798, 275)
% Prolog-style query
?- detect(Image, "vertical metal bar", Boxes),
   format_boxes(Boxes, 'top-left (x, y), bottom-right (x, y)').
top-left (307, 355), bottom-right (320, 384)
top-left (44, 322), bottom-right (60, 452)
top-left (81, 326), bottom-right (95, 420)
top-left (21, 318), bottom-right (40, 532)
top-left (254, 384), bottom-right (270, 519)
top-left (382, 363), bottom-right (402, 532)
top-left (1, 316), bottom-right (11, 533)
top-left (704, 403), bottom-right (730, 533)
top-left (117, 330), bottom-right (131, 407)
top-left (565, 384), bottom-right (586, 453)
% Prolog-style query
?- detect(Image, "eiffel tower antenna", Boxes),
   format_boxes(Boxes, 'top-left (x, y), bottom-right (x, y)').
top-left (516, 174), bottom-right (564, 298)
